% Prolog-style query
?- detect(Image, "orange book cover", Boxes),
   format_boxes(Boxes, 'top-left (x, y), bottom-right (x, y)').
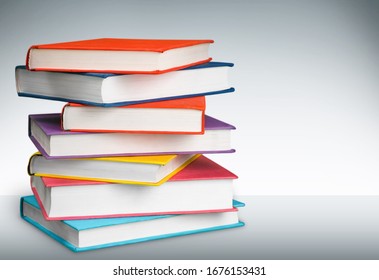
top-left (66, 95), bottom-right (205, 110)
top-left (26, 38), bottom-right (214, 74)
top-left (61, 96), bottom-right (206, 134)
top-left (27, 38), bottom-right (214, 52)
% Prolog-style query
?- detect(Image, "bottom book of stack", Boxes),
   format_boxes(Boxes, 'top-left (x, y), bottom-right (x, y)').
top-left (21, 195), bottom-right (245, 252)
top-left (20, 155), bottom-right (245, 252)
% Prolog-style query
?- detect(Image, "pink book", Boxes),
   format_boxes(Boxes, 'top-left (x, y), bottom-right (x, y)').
top-left (31, 155), bottom-right (238, 220)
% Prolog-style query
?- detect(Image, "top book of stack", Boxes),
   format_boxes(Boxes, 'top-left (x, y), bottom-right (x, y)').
top-left (18, 38), bottom-right (234, 107)
top-left (26, 38), bottom-right (214, 74)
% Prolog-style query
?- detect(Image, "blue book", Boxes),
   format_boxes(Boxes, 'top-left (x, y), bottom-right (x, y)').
top-left (20, 195), bottom-right (245, 252)
top-left (16, 62), bottom-right (234, 107)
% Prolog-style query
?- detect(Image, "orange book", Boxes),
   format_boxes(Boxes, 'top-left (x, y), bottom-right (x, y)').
top-left (61, 96), bottom-right (206, 134)
top-left (26, 38), bottom-right (214, 74)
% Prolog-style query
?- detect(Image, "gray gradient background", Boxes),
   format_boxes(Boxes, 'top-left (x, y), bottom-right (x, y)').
top-left (0, 0), bottom-right (379, 259)
top-left (1, 0), bottom-right (379, 195)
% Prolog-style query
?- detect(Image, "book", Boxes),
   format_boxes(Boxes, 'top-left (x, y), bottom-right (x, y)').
top-left (61, 96), bottom-right (206, 134)
top-left (31, 155), bottom-right (238, 220)
top-left (29, 113), bottom-right (236, 158)
top-left (25, 38), bottom-right (214, 74)
top-left (21, 195), bottom-right (245, 252)
top-left (16, 62), bottom-right (234, 107)
top-left (28, 153), bottom-right (199, 186)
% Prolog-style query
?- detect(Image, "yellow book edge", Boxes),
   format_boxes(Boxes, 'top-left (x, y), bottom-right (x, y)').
top-left (28, 154), bottom-right (201, 186)
top-left (28, 152), bottom-right (179, 165)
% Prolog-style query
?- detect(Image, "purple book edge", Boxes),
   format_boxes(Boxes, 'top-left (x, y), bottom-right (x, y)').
top-left (28, 113), bottom-right (236, 159)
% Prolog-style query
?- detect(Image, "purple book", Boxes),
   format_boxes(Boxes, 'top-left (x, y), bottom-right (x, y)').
top-left (29, 113), bottom-right (236, 158)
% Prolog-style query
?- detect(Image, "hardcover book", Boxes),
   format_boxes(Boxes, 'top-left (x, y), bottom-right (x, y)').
top-left (61, 96), bottom-right (206, 134)
top-left (29, 113), bottom-right (236, 158)
top-left (26, 38), bottom-right (214, 74)
top-left (28, 153), bottom-right (199, 186)
top-left (16, 62), bottom-right (234, 106)
top-left (21, 195), bottom-right (245, 252)
top-left (31, 155), bottom-right (238, 220)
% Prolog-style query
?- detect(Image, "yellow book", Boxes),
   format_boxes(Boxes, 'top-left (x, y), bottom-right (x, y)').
top-left (28, 152), bottom-right (200, 186)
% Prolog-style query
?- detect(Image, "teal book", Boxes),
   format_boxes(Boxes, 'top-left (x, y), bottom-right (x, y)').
top-left (20, 195), bottom-right (245, 252)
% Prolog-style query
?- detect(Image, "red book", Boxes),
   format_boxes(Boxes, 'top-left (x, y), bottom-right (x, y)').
top-left (31, 155), bottom-right (238, 220)
top-left (62, 96), bottom-right (206, 134)
top-left (26, 38), bottom-right (214, 74)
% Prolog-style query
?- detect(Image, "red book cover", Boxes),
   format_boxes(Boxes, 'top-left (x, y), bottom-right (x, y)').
top-left (26, 38), bottom-right (214, 74)
top-left (170, 155), bottom-right (238, 181)
top-left (27, 38), bottom-right (214, 52)
top-left (65, 95), bottom-right (205, 110)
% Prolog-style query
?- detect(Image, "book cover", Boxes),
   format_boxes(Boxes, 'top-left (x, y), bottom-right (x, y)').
top-left (27, 38), bottom-right (214, 52)
top-left (20, 195), bottom-right (245, 252)
top-left (29, 113), bottom-right (236, 158)
top-left (26, 38), bottom-right (214, 74)
top-left (65, 95), bottom-right (205, 111)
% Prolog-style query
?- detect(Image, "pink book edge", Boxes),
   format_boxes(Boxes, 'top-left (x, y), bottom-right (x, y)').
top-left (31, 187), bottom-right (236, 221)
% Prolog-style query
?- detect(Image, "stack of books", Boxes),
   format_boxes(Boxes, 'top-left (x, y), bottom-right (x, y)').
top-left (16, 38), bottom-right (245, 252)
